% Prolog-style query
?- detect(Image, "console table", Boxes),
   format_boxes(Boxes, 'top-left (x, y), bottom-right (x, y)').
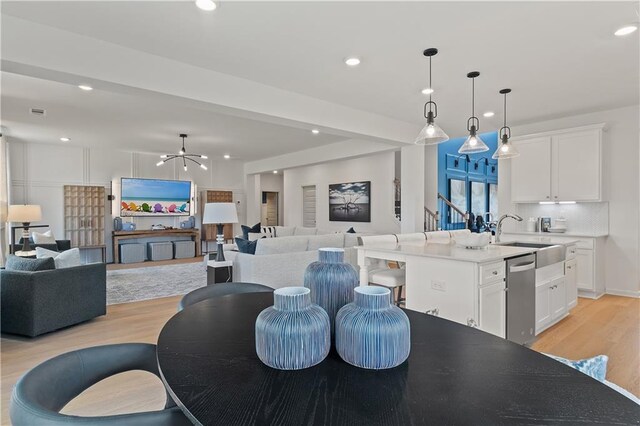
top-left (112, 229), bottom-right (201, 264)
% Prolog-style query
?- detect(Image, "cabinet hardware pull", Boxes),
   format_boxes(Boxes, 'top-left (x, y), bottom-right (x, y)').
top-left (425, 308), bottom-right (439, 316)
top-left (492, 271), bottom-right (498, 275)
top-left (467, 318), bottom-right (478, 328)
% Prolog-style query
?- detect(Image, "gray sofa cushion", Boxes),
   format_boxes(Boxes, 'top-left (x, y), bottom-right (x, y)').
top-left (274, 226), bottom-right (295, 237)
top-left (255, 235), bottom-right (309, 255)
top-left (5, 255), bottom-right (55, 272)
top-left (308, 233), bottom-right (345, 250)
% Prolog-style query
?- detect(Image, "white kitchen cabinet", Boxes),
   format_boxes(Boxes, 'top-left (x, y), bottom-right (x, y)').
top-left (536, 276), bottom-right (568, 335)
top-left (554, 130), bottom-right (602, 202)
top-left (565, 258), bottom-right (578, 309)
top-left (550, 277), bottom-right (567, 321)
top-left (576, 249), bottom-right (594, 291)
top-left (479, 280), bottom-right (506, 338)
top-left (535, 281), bottom-right (552, 333)
top-left (510, 137), bottom-right (552, 203)
top-left (510, 124), bottom-right (604, 203)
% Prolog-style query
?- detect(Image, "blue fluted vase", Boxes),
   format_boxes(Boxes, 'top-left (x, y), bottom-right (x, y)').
top-left (335, 286), bottom-right (411, 370)
top-left (255, 286), bottom-right (330, 370)
top-left (304, 248), bottom-right (359, 336)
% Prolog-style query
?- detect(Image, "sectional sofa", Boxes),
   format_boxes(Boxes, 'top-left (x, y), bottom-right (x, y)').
top-left (226, 228), bottom-right (365, 288)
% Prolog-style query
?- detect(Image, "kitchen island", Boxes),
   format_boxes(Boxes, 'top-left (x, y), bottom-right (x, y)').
top-left (357, 242), bottom-right (536, 339)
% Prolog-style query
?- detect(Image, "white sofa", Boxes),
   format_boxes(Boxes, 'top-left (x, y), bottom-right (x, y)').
top-left (226, 232), bottom-right (364, 289)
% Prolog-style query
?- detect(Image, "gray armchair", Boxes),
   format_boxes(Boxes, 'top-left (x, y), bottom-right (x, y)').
top-left (1, 263), bottom-right (107, 337)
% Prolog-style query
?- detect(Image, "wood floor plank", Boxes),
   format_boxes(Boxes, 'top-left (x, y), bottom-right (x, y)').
top-left (1, 294), bottom-right (637, 425)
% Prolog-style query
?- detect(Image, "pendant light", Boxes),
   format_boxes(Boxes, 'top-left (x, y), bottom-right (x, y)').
top-left (415, 48), bottom-right (449, 145)
top-left (458, 71), bottom-right (489, 154)
top-left (157, 133), bottom-right (208, 171)
top-left (492, 88), bottom-right (520, 159)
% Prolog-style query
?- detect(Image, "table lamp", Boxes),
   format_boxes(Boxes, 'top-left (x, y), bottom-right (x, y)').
top-left (7, 204), bottom-right (42, 253)
top-left (202, 202), bottom-right (238, 262)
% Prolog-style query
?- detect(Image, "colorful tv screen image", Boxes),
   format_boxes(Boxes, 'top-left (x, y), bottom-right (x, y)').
top-left (120, 178), bottom-right (191, 217)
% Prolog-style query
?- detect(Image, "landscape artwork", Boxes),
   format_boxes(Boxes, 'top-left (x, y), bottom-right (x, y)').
top-left (329, 181), bottom-right (371, 222)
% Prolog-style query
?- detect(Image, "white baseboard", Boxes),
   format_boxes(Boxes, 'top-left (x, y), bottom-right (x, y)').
top-left (578, 290), bottom-right (604, 299)
top-left (605, 288), bottom-right (640, 298)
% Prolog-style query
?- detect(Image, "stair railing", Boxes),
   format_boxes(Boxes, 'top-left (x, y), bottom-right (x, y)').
top-left (437, 193), bottom-right (469, 229)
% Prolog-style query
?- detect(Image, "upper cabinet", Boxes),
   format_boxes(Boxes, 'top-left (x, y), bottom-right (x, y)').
top-left (510, 124), bottom-right (604, 203)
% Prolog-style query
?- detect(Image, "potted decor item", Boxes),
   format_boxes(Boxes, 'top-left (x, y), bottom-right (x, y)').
top-left (255, 287), bottom-right (330, 370)
top-left (335, 286), bottom-right (411, 370)
top-left (304, 248), bottom-right (359, 336)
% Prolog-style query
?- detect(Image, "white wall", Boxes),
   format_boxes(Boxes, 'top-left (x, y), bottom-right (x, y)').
top-left (8, 140), bottom-right (245, 262)
top-left (259, 172), bottom-right (285, 225)
top-left (498, 105), bottom-right (640, 297)
top-left (283, 151), bottom-right (400, 234)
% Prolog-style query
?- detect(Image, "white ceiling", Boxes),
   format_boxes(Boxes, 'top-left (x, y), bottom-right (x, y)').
top-left (0, 72), bottom-right (346, 159)
top-left (2, 1), bottom-right (639, 156)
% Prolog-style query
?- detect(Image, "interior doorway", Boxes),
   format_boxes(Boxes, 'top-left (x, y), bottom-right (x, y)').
top-left (261, 191), bottom-right (279, 226)
top-left (302, 185), bottom-right (316, 228)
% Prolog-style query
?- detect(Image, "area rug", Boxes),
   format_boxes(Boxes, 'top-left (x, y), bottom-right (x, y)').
top-left (107, 262), bottom-right (207, 305)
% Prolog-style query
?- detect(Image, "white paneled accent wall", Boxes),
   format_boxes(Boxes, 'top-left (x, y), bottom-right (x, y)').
top-left (8, 140), bottom-right (246, 262)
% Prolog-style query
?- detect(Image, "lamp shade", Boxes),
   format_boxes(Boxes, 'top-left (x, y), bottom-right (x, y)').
top-left (458, 133), bottom-right (489, 154)
top-left (414, 121), bottom-right (449, 145)
top-left (202, 202), bottom-right (238, 224)
top-left (7, 205), bottom-right (42, 223)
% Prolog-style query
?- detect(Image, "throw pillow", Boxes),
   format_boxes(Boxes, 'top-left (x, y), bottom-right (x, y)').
top-left (241, 222), bottom-right (261, 240)
top-left (346, 227), bottom-right (356, 233)
top-left (5, 254), bottom-right (56, 271)
top-left (235, 237), bottom-right (261, 255)
top-left (261, 226), bottom-right (277, 238)
top-left (32, 230), bottom-right (57, 245)
top-left (545, 353), bottom-right (608, 382)
top-left (36, 247), bottom-right (82, 269)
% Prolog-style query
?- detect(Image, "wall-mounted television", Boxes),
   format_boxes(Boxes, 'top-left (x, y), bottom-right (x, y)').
top-left (120, 178), bottom-right (191, 217)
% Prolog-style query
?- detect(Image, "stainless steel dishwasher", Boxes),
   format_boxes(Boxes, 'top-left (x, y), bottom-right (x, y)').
top-left (505, 253), bottom-right (537, 345)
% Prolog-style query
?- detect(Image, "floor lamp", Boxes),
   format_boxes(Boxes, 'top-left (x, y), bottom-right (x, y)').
top-left (7, 204), bottom-right (42, 255)
top-left (202, 202), bottom-right (238, 262)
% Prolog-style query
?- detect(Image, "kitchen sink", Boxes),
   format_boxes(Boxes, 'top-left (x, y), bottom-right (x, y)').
top-left (499, 242), bottom-right (556, 249)
top-left (498, 241), bottom-right (566, 267)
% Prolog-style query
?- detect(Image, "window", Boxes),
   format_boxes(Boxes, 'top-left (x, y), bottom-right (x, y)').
top-left (471, 181), bottom-right (486, 218)
top-left (448, 179), bottom-right (467, 223)
top-left (489, 183), bottom-right (498, 220)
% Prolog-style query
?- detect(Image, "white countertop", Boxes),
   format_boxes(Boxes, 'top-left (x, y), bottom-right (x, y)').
top-left (356, 242), bottom-right (536, 264)
top-left (504, 231), bottom-right (608, 238)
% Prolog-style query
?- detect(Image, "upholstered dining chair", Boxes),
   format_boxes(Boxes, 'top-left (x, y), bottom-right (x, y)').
top-left (358, 235), bottom-right (406, 306)
top-left (178, 282), bottom-right (274, 311)
top-left (10, 343), bottom-right (192, 426)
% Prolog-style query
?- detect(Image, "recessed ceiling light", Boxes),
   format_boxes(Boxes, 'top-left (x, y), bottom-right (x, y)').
top-left (78, 85), bottom-right (93, 91)
top-left (60, 137), bottom-right (70, 142)
top-left (273, 170), bottom-right (278, 174)
top-left (421, 87), bottom-right (434, 95)
top-left (195, 0), bottom-right (217, 11)
top-left (223, 154), bottom-right (231, 159)
top-left (345, 57), bottom-right (361, 66)
top-left (614, 25), bottom-right (638, 36)
top-left (311, 129), bottom-right (320, 134)
top-left (483, 111), bottom-right (495, 118)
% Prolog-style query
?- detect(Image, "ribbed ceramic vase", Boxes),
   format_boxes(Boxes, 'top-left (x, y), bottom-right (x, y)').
top-left (304, 248), bottom-right (359, 336)
top-left (255, 287), bottom-right (330, 370)
top-left (335, 286), bottom-right (411, 370)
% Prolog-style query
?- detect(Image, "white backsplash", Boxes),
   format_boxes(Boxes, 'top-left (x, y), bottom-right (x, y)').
top-left (501, 202), bottom-right (609, 236)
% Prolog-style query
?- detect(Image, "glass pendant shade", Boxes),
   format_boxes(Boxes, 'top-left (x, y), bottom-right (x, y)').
top-left (492, 136), bottom-right (520, 159)
top-left (415, 119), bottom-right (449, 145)
top-left (458, 128), bottom-right (489, 154)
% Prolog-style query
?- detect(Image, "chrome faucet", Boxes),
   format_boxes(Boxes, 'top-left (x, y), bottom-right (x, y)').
top-left (496, 214), bottom-right (523, 242)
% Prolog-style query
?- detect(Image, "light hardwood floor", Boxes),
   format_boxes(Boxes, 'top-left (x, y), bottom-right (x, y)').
top-left (1, 295), bottom-right (638, 425)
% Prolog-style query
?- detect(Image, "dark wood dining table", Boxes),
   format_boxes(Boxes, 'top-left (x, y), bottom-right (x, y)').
top-left (157, 292), bottom-right (639, 425)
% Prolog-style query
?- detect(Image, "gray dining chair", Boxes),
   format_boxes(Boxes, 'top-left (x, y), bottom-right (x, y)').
top-left (10, 343), bottom-right (192, 426)
top-left (178, 282), bottom-right (274, 311)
